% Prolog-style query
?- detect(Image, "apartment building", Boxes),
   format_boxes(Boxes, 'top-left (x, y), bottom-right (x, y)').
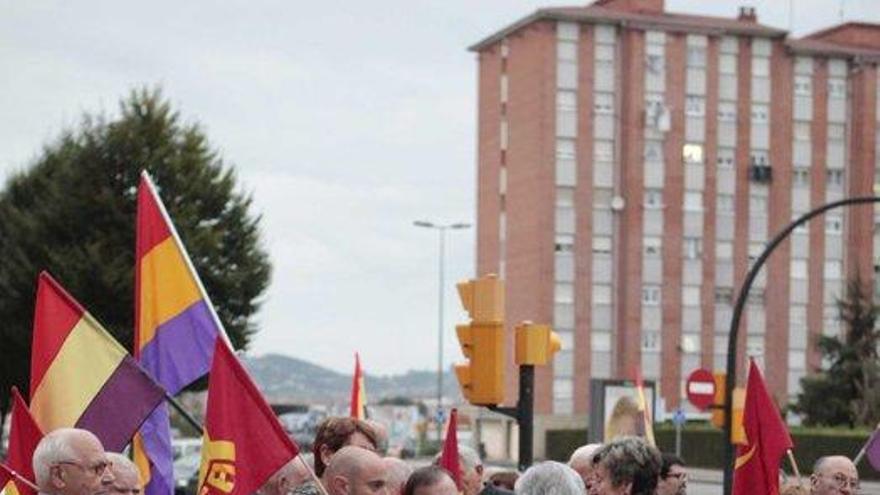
top-left (471, 0), bottom-right (880, 443)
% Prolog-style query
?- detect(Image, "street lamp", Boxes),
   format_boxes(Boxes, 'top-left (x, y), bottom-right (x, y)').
top-left (413, 220), bottom-right (471, 440)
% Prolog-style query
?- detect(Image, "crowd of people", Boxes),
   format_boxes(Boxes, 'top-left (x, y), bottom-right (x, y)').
top-left (24, 417), bottom-right (863, 495)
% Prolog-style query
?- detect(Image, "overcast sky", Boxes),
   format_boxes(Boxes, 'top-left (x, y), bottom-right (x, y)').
top-left (2, 0), bottom-right (878, 375)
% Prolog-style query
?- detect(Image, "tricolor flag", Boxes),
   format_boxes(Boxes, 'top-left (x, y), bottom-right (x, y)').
top-left (198, 340), bottom-right (299, 495)
top-left (0, 388), bottom-right (43, 495)
top-left (733, 359), bottom-right (793, 495)
top-left (29, 272), bottom-right (165, 451)
top-left (350, 353), bottom-right (367, 420)
top-left (134, 171), bottom-right (228, 495)
top-left (633, 367), bottom-right (656, 446)
top-left (438, 408), bottom-right (462, 490)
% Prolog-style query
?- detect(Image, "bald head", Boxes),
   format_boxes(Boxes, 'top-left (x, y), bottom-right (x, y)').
top-left (810, 456), bottom-right (858, 495)
top-left (261, 458), bottom-right (311, 495)
top-left (323, 446), bottom-right (388, 495)
top-left (568, 444), bottom-right (601, 491)
top-left (32, 428), bottom-right (114, 495)
top-left (106, 453), bottom-right (141, 495)
top-left (383, 457), bottom-right (412, 495)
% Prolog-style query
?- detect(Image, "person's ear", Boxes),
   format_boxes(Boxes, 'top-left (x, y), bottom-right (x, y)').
top-left (331, 475), bottom-right (350, 495)
top-left (51, 465), bottom-right (66, 489)
top-left (476, 465), bottom-right (484, 477)
top-left (319, 445), bottom-right (334, 469)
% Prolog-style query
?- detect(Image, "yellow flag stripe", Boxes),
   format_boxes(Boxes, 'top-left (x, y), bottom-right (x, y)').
top-left (30, 314), bottom-right (125, 431)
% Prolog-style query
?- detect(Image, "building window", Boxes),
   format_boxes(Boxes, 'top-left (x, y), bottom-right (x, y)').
top-left (687, 46), bottom-right (707, 68)
top-left (717, 148), bottom-right (735, 168)
top-left (684, 191), bottom-right (703, 212)
top-left (828, 78), bottom-right (847, 99)
top-left (593, 236), bottom-right (612, 254)
top-left (644, 140), bottom-right (664, 162)
top-left (593, 284), bottom-right (612, 305)
top-left (645, 189), bottom-right (663, 208)
top-left (594, 92), bottom-right (614, 114)
top-left (555, 234), bottom-right (574, 253)
top-left (792, 167), bottom-right (810, 187)
top-left (715, 287), bottom-right (734, 304)
top-left (644, 236), bottom-right (662, 257)
top-left (791, 259), bottom-right (808, 279)
top-left (794, 76), bottom-right (812, 96)
top-left (717, 194), bottom-right (734, 212)
top-left (750, 150), bottom-right (769, 167)
top-left (751, 104), bottom-right (769, 123)
top-left (827, 169), bottom-right (845, 187)
top-left (826, 216), bottom-right (843, 234)
top-left (717, 241), bottom-right (733, 260)
top-left (718, 102), bottom-right (736, 122)
top-left (641, 331), bottom-right (660, 351)
top-left (683, 143), bottom-right (704, 164)
top-left (685, 96), bottom-right (705, 116)
top-left (683, 286), bottom-right (701, 306)
top-left (594, 140), bottom-right (614, 162)
top-left (824, 260), bottom-right (843, 279)
top-left (642, 286), bottom-right (661, 305)
top-left (555, 282), bottom-right (574, 303)
top-left (683, 237), bottom-right (702, 259)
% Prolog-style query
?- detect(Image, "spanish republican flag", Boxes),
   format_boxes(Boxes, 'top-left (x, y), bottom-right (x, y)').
top-left (733, 359), bottom-right (793, 495)
top-left (438, 408), bottom-right (462, 490)
top-left (350, 353), bottom-right (367, 420)
top-left (29, 272), bottom-right (165, 452)
top-left (134, 171), bottom-right (229, 495)
top-left (0, 388), bottom-right (43, 495)
top-left (198, 340), bottom-right (299, 495)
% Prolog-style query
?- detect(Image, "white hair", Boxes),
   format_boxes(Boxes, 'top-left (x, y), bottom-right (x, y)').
top-left (107, 452), bottom-right (140, 482)
top-left (32, 428), bottom-right (89, 488)
top-left (514, 461), bottom-right (586, 495)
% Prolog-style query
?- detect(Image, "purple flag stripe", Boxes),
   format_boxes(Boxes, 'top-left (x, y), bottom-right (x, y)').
top-left (140, 300), bottom-right (219, 394)
top-left (141, 404), bottom-right (174, 495)
top-left (76, 356), bottom-right (165, 452)
top-left (866, 430), bottom-right (880, 471)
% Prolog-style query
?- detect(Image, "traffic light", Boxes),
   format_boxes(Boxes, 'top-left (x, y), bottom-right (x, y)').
top-left (709, 371), bottom-right (746, 443)
top-left (515, 322), bottom-right (561, 366)
top-left (454, 274), bottom-right (505, 406)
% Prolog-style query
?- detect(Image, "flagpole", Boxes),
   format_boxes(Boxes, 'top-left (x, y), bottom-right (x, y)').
top-left (297, 453), bottom-right (330, 495)
top-left (0, 462), bottom-right (40, 492)
top-left (164, 392), bottom-right (204, 435)
top-left (786, 450), bottom-right (803, 486)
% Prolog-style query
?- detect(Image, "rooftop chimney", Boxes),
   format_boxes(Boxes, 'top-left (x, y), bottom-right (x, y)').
top-left (738, 6), bottom-right (757, 23)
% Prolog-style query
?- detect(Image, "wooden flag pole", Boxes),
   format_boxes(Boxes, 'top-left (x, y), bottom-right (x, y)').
top-left (0, 462), bottom-right (40, 492)
top-left (786, 450), bottom-right (804, 487)
top-left (298, 453), bottom-right (330, 495)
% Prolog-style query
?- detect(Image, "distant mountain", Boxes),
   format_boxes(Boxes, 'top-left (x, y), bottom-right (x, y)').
top-left (242, 353), bottom-right (459, 404)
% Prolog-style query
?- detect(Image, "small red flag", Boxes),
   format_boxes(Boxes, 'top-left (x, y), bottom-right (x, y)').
top-left (350, 353), bottom-right (366, 420)
top-left (438, 408), bottom-right (462, 490)
top-left (1, 387), bottom-right (44, 495)
top-left (733, 359), bottom-right (794, 495)
top-left (197, 341), bottom-right (299, 495)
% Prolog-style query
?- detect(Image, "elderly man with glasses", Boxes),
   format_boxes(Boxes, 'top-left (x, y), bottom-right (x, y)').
top-left (32, 428), bottom-right (115, 495)
top-left (656, 453), bottom-right (687, 495)
top-left (106, 453), bottom-right (142, 495)
top-left (810, 456), bottom-right (859, 495)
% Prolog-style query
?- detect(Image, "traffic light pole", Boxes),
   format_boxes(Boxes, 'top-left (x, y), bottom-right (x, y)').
top-left (488, 364), bottom-right (534, 472)
top-left (721, 196), bottom-right (880, 495)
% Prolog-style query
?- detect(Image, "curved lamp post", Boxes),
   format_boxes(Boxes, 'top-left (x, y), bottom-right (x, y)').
top-left (722, 195), bottom-right (880, 494)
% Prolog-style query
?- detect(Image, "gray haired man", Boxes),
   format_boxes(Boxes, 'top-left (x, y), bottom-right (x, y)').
top-left (32, 428), bottom-right (115, 495)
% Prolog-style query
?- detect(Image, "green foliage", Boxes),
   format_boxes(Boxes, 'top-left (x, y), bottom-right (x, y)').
top-left (0, 88), bottom-right (271, 415)
top-left (792, 276), bottom-right (880, 427)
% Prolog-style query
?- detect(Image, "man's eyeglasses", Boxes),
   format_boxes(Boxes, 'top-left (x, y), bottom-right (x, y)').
top-left (56, 460), bottom-right (113, 477)
top-left (824, 472), bottom-right (859, 491)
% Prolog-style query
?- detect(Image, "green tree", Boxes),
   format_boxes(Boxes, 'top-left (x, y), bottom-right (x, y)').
top-left (793, 275), bottom-right (880, 426)
top-left (0, 88), bottom-right (271, 427)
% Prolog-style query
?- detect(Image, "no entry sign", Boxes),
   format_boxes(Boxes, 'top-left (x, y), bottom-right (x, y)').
top-left (686, 368), bottom-right (716, 411)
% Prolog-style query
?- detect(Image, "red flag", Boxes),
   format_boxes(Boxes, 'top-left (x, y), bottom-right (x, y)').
top-left (633, 367), bottom-right (656, 446)
top-left (350, 353), bottom-right (366, 420)
top-left (1, 387), bottom-right (44, 495)
top-left (438, 408), bottom-right (462, 490)
top-left (197, 341), bottom-right (299, 495)
top-left (733, 359), bottom-right (794, 495)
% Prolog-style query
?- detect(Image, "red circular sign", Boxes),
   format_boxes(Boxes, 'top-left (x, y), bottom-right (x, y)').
top-left (686, 368), bottom-right (716, 411)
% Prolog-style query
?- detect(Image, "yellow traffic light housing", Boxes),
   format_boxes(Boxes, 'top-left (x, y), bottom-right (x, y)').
top-left (709, 371), bottom-right (746, 443)
top-left (454, 274), bottom-right (505, 406)
top-left (515, 322), bottom-right (561, 365)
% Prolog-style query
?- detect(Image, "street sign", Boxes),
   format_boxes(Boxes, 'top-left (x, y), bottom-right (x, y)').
top-left (686, 368), bottom-right (716, 411)
top-left (672, 408), bottom-right (686, 426)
